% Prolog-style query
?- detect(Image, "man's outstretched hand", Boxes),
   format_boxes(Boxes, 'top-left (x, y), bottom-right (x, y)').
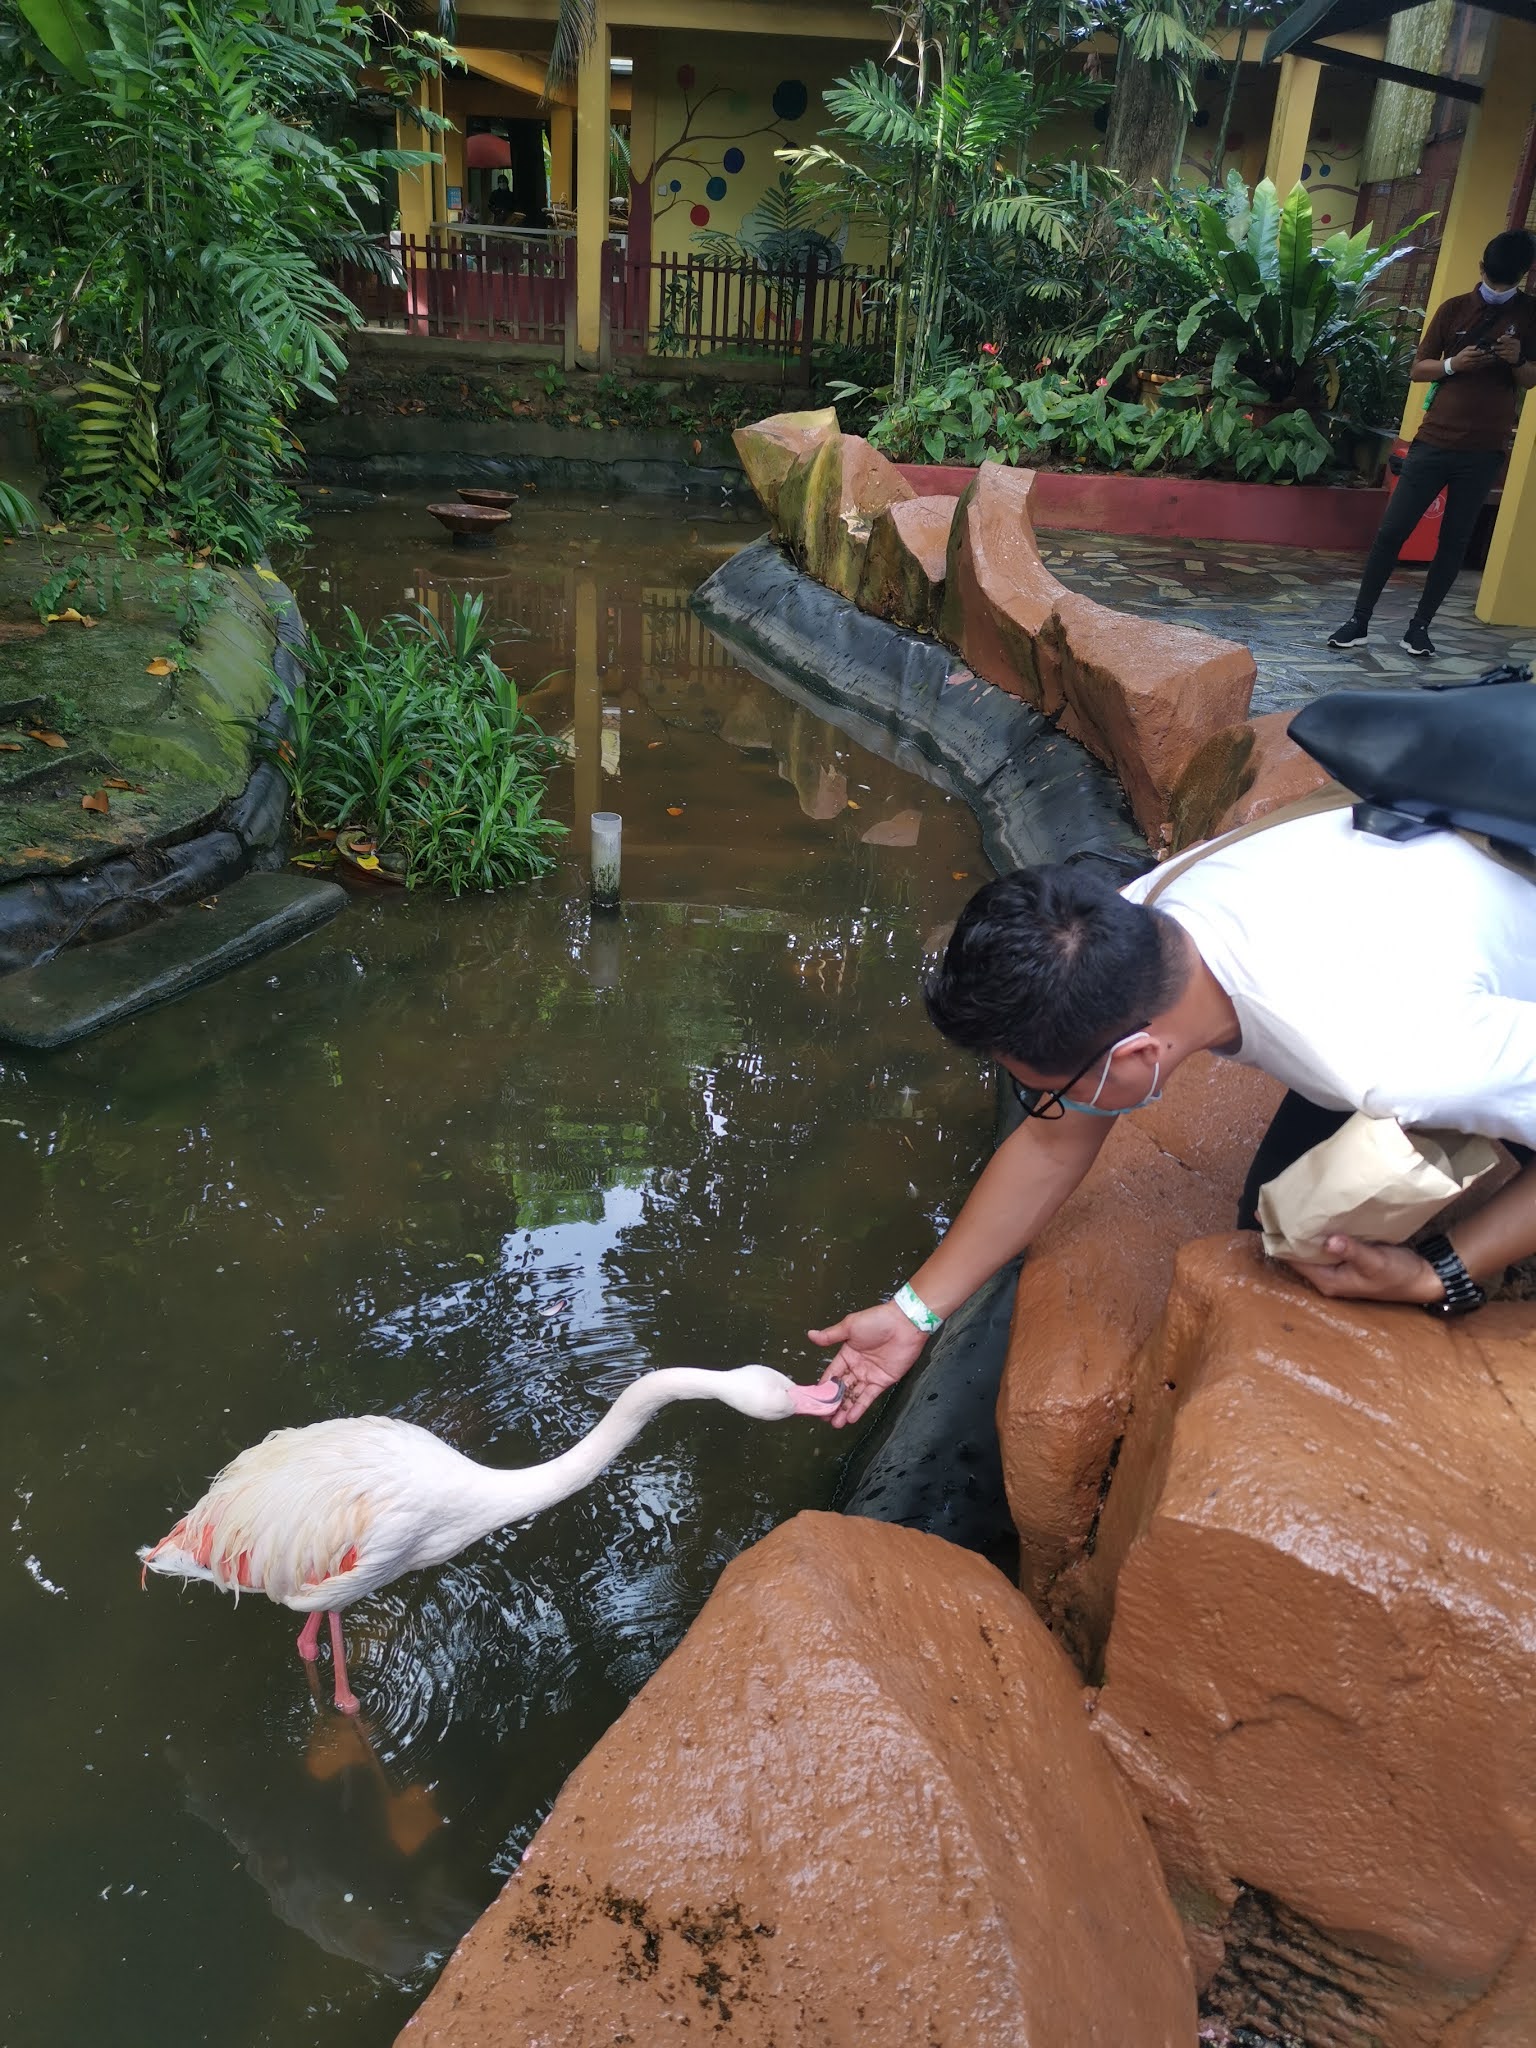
top-left (806, 1302), bottom-right (929, 1428)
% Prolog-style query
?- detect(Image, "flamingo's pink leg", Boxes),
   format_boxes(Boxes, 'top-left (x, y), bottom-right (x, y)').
top-left (296, 1612), bottom-right (324, 1663)
top-left (328, 1611), bottom-right (360, 1715)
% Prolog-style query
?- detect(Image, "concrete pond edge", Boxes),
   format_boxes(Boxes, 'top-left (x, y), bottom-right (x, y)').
top-left (692, 536), bottom-right (1147, 1553)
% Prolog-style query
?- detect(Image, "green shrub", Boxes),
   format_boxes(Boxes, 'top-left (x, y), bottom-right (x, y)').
top-left (869, 353), bottom-right (1335, 484)
top-left (269, 594), bottom-right (564, 895)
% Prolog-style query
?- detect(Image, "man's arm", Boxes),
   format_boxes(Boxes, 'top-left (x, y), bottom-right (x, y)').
top-left (807, 1107), bottom-right (1112, 1428)
top-left (1409, 302), bottom-right (1500, 382)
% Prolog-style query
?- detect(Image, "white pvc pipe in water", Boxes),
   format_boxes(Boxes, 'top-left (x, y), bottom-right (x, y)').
top-left (590, 811), bottom-right (622, 909)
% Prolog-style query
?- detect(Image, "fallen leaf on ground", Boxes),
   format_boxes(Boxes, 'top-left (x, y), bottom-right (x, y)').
top-left (666, 805), bottom-right (684, 817)
top-left (846, 799), bottom-right (861, 810)
top-left (200, 897), bottom-right (219, 909)
top-left (354, 854), bottom-right (381, 871)
top-left (46, 607), bottom-right (97, 626)
top-left (81, 790), bottom-right (110, 813)
top-left (145, 657), bottom-right (178, 676)
top-left (17, 846), bottom-right (65, 860)
top-left (952, 870), bottom-right (969, 880)
top-left (102, 778), bottom-right (142, 791)
top-left (255, 566), bottom-right (280, 583)
top-left (26, 730), bottom-right (67, 748)
top-left (647, 740), bottom-right (663, 749)
top-left (0, 742), bottom-right (22, 752)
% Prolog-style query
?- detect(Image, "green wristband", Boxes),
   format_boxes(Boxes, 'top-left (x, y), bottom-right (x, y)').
top-left (893, 1282), bottom-right (943, 1334)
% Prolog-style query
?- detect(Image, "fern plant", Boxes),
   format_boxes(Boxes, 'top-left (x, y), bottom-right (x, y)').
top-left (1, 0), bottom-right (440, 562)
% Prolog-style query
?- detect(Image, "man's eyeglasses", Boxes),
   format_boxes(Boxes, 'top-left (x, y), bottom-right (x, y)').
top-left (1007, 1024), bottom-right (1149, 1120)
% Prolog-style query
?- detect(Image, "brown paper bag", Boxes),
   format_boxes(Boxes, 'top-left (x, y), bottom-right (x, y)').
top-left (1259, 1112), bottom-right (1500, 1262)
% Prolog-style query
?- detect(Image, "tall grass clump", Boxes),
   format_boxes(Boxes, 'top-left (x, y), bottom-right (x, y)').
top-left (271, 593), bottom-right (564, 894)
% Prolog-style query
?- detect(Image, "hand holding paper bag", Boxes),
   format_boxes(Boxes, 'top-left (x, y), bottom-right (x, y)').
top-left (1258, 1112), bottom-right (1501, 1263)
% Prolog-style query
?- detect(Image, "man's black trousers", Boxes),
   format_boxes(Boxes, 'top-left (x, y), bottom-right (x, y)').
top-left (1351, 440), bottom-right (1504, 629)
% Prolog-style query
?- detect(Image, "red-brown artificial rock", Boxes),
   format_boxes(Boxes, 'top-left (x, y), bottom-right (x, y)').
top-left (998, 1055), bottom-right (1281, 1667)
top-left (1093, 1235), bottom-right (1536, 2043)
top-left (1167, 710), bottom-right (1332, 851)
top-left (1043, 594), bottom-right (1257, 841)
top-left (789, 430), bottom-right (916, 599)
top-left (732, 408), bottom-right (839, 527)
top-left (856, 494), bottom-right (956, 631)
top-left (398, 1512), bottom-right (1196, 2047)
top-left (937, 462), bottom-right (1070, 713)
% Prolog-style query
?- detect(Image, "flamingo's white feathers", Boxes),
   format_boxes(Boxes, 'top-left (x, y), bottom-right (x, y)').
top-left (138, 1416), bottom-right (480, 1611)
top-left (138, 1366), bottom-right (843, 1619)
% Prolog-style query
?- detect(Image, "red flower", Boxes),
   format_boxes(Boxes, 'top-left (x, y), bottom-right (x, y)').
top-left (1095, 376), bottom-right (1107, 387)
top-left (980, 342), bottom-right (999, 356)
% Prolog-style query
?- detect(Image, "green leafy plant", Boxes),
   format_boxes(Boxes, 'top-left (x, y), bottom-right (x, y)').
top-left (1162, 174), bottom-right (1425, 412)
top-left (1, 0), bottom-right (441, 562)
top-left (869, 352), bottom-right (1336, 483)
top-left (267, 593), bottom-right (565, 894)
top-left (0, 479), bottom-right (40, 535)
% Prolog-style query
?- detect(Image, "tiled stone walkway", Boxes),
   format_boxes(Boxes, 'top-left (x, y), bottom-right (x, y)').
top-left (1037, 532), bottom-right (1536, 718)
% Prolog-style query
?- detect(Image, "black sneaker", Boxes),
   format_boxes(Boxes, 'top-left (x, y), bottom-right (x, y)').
top-left (1401, 621), bottom-right (1436, 657)
top-left (1327, 615), bottom-right (1369, 648)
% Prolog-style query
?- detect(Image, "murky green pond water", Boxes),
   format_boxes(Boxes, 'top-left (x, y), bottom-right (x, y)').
top-left (0, 493), bottom-right (991, 2047)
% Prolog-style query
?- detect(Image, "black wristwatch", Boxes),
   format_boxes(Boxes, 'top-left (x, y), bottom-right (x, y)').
top-left (1417, 1232), bottom-right (1487, 1317)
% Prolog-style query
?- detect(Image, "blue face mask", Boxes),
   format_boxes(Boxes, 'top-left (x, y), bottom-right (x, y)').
top-left (1480, 281), bottom-right (1519, 305)
top-left (1060, 1037), bottom-right (1163, 1117)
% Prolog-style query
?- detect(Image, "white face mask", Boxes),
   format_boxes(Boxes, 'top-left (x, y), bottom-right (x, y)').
top-left (1060, 1033), bottom-right (1163, 1117)
top-left (1480, 281), bottom-right (1519, 305)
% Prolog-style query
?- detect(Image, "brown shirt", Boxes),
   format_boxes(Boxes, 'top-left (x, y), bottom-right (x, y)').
top-left (1416, 287), bottom-right (1536, 452)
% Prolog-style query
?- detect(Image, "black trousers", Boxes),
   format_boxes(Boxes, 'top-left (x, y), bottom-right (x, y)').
top-left (1351, 440), bottom-right (1504, 629)
top-left (1237, 1090), bottom-right (1531, 1232)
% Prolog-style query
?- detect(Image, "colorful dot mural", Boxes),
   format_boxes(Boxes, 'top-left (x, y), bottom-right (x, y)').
top-left (722, 147), bottom-right (745, 174)
top-left (706, 175), bottom-right (728, 201)
top-left (771, 79), bottom-right (808, 122)
top-left (690, 203), bottom-right (710, 227)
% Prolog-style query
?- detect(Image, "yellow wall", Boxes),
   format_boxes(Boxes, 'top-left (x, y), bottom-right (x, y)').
top-left (638, 31), bottom-right (885, 264)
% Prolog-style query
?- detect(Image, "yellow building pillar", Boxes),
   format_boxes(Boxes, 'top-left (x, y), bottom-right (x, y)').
top-left (429, 67), bottom-right (449, 225)
top-left (1467, 18), bottom-right (1536, 626)
top-left (394, 83), bottom-right (433, 244)
top-left (550, 104), bottom-right (575, 209)
top-left (575, 0), bottom-right (611, 364)
top-left (1264, 53), bottom-right (1322, 196)
top-left (1478, 400), bottom-right (1536, 627)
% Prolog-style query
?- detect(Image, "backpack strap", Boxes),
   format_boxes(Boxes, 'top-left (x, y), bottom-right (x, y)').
top-left (1141, 784), bottom-right (1536, 908)
top-left (1141, 784), bottom-right (1353, 905)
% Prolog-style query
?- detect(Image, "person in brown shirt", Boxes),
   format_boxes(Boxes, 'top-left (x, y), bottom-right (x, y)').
top-left (1328, 227), bottom-right (1536, 657)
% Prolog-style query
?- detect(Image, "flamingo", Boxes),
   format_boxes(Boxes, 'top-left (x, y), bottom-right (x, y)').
top-left (140, 1364), bottom-right (841, 1713)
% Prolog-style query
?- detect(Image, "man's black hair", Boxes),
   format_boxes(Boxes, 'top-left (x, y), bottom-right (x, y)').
top-left (923, 865), bottom-right (1187, 1072)
top-left (1482, 230), bottom-right (1536, 288)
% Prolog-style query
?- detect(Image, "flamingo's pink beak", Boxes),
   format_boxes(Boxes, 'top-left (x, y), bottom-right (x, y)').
top-left (791, 1378), bottom-right (844, 1417)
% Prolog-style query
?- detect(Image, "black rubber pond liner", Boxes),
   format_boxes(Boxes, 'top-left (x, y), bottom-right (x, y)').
top-left (693, 538), bottom-right (1150, 1560)
top-left (690, 536), bottom-right (1147, 879)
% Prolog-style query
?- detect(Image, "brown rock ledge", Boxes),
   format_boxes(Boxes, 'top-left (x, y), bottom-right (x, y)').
top-left (999, 1054), bottom-right (1281, 1668)
top-left (732, 409), bottom-right (839, 526)
top-left (856, 494), bottom-right (957, 631)
top-left (1167, 709), bottom-right (1332, 852)
top-left (937, 462), bottom-right (1069, 714)
top-left (1094, 1235), bottom-right (1536, 2041)
top-left (398, 1512), bottom-right (1195, 2047)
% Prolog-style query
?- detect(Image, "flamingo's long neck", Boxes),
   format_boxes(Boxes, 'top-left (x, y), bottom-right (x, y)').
top-left (459, 1368), bottom-right (733, 1537)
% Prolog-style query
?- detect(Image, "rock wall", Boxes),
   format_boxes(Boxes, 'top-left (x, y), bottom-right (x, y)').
top-left (736, 413), bottom-right (1264, 844)
top-left (398, 1513), bottom-right (1196, 2048)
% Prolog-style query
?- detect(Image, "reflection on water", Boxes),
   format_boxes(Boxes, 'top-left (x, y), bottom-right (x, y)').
top-left (0, 493), bottom-right (991, 2048)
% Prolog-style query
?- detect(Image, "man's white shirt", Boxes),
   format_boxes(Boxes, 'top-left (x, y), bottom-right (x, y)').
top-left (1122, 807), bottom-right (1536, 1146)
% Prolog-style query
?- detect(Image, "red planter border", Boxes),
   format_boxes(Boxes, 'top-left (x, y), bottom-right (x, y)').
top-left (895, 462), bottom-right (1388, 554)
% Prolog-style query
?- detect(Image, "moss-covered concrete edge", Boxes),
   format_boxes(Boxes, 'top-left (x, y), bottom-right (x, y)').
top-left (0, 568), bottom-right (300, 976)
